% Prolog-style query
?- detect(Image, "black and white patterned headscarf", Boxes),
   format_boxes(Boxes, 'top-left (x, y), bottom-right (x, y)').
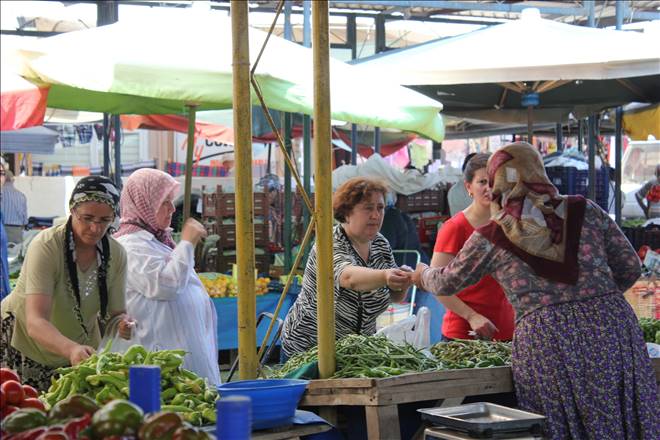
top-left (65, 176), bottom-right (120, 339)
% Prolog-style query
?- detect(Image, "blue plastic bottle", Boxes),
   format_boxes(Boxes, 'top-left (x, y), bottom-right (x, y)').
top-left (217, 395), bottom-right (251, 439)
top-left (129, 366), bottom-right (161, 413)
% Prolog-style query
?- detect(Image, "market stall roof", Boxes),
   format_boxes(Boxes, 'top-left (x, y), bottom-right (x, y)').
top-left (9, 9), bottom-right (444, 141)
top-left (355, 8), bottom-right (660, 116)
top-left (0, 125), bottom-right (59, 154)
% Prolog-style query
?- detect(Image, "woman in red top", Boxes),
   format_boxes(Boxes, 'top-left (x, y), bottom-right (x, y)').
top-left (432, 153), bottom-right (514, 340)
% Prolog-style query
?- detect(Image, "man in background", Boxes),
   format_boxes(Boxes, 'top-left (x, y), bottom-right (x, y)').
top-left (447, 153), bottom-right (476, 216)
top-left (636, 164), bottom-right (660, 219)
top-left (1, 164), bottom-right (28, 244)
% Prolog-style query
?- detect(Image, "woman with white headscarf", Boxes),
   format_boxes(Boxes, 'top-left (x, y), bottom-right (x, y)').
top-left (114, 169), bottom-right (220, 385)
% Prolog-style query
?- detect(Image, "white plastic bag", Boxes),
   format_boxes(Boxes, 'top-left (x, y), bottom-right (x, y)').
top-left (376, 306), bottom-right (431, 349)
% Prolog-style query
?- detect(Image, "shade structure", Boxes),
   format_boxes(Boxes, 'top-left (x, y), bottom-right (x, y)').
top-left (0, 126), bottom-right (59, 154)
top-left (11, 10), bottom-right (444, 141)
top-left (356, 8), bottom-right (660, 118)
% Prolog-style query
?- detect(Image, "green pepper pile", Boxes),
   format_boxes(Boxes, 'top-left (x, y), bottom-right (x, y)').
top-left (430, 339), bottom-right (512, 369)
top-left (41, 344), bottom-right (218, 426)
top-left (273, 334), bottom-right (438, 379)
top-left (639, 318), bottom-right (660, 344)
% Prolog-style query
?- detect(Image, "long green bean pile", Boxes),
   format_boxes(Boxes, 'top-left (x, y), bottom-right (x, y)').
top-left (272, 335), bottom-right (437, 379)
top-left (430, 339), bottom-right (512, 369)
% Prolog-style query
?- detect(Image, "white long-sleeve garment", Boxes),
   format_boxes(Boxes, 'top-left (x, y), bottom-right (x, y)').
top-left (114, 231), bottom-right (220, 385)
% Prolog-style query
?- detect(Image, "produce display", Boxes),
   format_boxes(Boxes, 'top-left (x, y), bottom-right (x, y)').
top-left (430, 340), bottom-right (512, 369)
top-left (1, 368), bottom-right (45, 421)
top-left (42, 344), bottom-right (218, 426)
top-left (1, 393), bottom-right (214, 440)
top-left (199, 273), bottom-right (270, 298)
top-left (639, 318), bottom-right (660, 344)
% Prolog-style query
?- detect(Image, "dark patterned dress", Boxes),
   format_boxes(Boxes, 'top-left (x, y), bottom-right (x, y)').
top-left (281, 225), bottom-right (397, 357)
top-left (421, 200), bottom-right (660, 439)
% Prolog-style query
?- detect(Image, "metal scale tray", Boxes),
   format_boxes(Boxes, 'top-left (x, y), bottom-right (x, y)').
top-left (418, 403), bottom-right (545, 438)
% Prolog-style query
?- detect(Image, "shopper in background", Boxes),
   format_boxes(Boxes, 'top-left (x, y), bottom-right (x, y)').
top-left (1, 176), bottom-right (132, 391)
top-left (446, 153), bottom-right (476, 216)
top-left (414, 142), bottom-right (658, 439)
top-left (431, 153), bottom-right (514, 341)
top-left (281, 177), bottom-right (413, 359)
top-left (636, 163), bottom-right (660, 218)
top-left (113, 168), bottom-right (220, 385)
top-left (1, 212), bottom-right (10, 301)
top-left (1, 164), bottom-right (28, 244)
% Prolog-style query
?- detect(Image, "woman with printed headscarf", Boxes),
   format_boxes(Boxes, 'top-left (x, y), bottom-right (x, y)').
top-left (1, 176), bottom-right (133, 391)
top-left (412, 142), bottom-right (659, 439)
top-left (113, 169), bottom-right (220, 385)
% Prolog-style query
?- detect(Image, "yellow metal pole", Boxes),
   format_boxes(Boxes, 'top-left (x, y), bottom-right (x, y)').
top-left (312, 0), bottom-right (335, 379)
top-left (231, 0), bottom-right (257, 380)
top-left (183, 104), bottom-right (197, 223)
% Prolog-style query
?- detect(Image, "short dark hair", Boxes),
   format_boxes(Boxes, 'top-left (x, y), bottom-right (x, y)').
top-left (463, 153), bottom-right (490, 183)
top-left (461, 153), bottom-right (477, 172)
top-left (333, 177), bottom-right (388, 223)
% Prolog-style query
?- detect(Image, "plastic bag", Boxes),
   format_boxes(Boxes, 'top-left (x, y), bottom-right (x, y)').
top-left (98, 315), bottom-right (138, 354)
top-left (376, 306), bottom-right (431, 349)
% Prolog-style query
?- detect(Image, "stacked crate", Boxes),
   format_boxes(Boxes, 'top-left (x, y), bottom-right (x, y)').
top-left (545, 166), bottom-right (610, 211)
top-left (200, 186), bottom-right (272, 274)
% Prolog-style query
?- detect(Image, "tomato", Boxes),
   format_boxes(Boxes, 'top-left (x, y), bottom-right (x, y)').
top-left (1, 381), bottom-right (25, 405)
top-left (1, 389), bottom-right (6, 410)
top-left (22, 385), bottom-right (39, 399)
top-left (20, 398), bottom-right (46, 412)
top-left (36, 432), bottom-right (68, 440)
top-left (1, 405), bottom-right (19, 419)
top-left (638, 245), bottom-right (650, 260)
top-left (0, 368), bottom-right (20, 384)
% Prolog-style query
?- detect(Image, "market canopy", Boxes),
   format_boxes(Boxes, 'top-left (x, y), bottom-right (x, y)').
top-left (0, 126), bottom-right (59, 154)
top-left (355, 8), bottom-right (660, 118)
top-left (9, 10), bottom-right (444, 141)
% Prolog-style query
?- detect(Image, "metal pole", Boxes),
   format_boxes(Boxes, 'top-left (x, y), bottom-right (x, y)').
top-left (350, 125), bottom-right (358, 164)
top-left (313, 0), bottom-right (335, 379)
top-left (113, 115), bottom-right (121, 189)
top-left (588, 115), bottom-right (597, 201)
top-left (231, 0), bottom-right (257, 380)
top-left (615, 108), bottom-right (623, 224)
top-left (103, 113), bottom-right (110, 176)
top-left (527, 105), bottom-right (533, 145)
top-left (374, 127), bottom-right (381, 155)
top-left (615, 0), bottom-right (624, 30)
top-left (302, 0), bottom-right (312, 256)
top-left (555, 123), bottom-right (563, 152)
top-left (284, 1), bottom-right (293, 272)
top-left (183, 105), bottom-right (197, 223)
top-left (586, 0), bottom-right (595, 27)
top-left (577, 119), bottom-right (583, 152)
top-left (349, 14), bottom-right (358, 165)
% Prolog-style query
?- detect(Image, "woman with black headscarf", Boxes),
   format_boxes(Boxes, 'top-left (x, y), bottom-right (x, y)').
top-left (1, 176), bottom-right (134, 391)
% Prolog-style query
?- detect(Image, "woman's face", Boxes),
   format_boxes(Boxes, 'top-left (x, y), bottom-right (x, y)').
top-left (343, 191), bottom-right (385, 242)
top-left (155, 192), bottom-right (176, 230)
top-left (72, 201), bottom-right (115, 247)
top-left (465, 168), bottom-right (492, 209)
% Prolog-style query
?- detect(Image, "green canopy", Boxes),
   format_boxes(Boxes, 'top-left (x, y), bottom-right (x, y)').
top-left (16, 11), bottom-right (444, 141)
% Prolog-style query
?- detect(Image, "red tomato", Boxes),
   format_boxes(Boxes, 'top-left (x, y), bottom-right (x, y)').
top-left (36, 432), bottom-right (68, 440)
top-left (20, 398), bottom-right (46, 411)
top-left (0, 389), bottom-right (6, 409)
top-left (1, 380), bottom-right (25, 405)
top-left (0, 368), bottom-right (20, 384)
top-left (22, 385), bottom-right (39, 399)
top-left (638, 245), bottom-right (650, 260)
top-left (1, 405), bottom-right (18, 419)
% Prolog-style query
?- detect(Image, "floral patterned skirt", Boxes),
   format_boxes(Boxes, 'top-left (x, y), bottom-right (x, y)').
top-left (1, 314), bottom-right (56, 392)
top-left (513, 294), bottom-right (659, 439)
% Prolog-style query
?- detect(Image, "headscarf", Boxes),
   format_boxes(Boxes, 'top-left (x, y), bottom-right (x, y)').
top-left (114, 168), bottom-right (180, 249)
top-left (477, 142), bottom-right (586, 284)
top-left (66, 175), bottom-right (121, 338)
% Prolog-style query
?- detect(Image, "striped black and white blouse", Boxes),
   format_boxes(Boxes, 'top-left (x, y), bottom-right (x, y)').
top-left (281, 224), bottom-right (398, 357)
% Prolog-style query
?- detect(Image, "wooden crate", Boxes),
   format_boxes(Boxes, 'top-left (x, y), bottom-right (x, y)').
top-left (216, 221), bottom-right (270, 248)
top-left (396, 188), bottom-right (445, 214)
top-left (218, 192), bottom-right (270, 218)
top-left (201, 185), bottom-right (223, 219)
top-left (216, 252), bottom-right (271, 275)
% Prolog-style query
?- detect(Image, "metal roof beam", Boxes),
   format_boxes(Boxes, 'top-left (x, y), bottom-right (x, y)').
top-left (328, 1), bottom-right (588, 16)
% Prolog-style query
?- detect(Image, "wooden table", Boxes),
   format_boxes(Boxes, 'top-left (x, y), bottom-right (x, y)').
top-left (301, 358), bottom-right (660, 440)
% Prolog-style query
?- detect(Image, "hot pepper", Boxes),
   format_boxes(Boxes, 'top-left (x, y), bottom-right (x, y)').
top-left (1, 409), bottom-right (48, 434)
top-left (172, 426), bottom-right (213, 440)
top-left (48, 395), bottom-right (99, 422)
top-left (62, 414), bottom-right (92, 439)
top-left (122, 345), bottom-right (148, 365)
top-left (137, 411), bottom-right (184, 440)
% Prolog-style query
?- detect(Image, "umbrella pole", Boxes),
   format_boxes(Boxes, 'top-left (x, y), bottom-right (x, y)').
top-left (313, 0), bottom-right (335, 379)
top-left (527, 105), bottom-right (533, 144)
top-left (183, 105), bottom-right (197, 223)
top-left (231, 0), bottom-right (257, 380)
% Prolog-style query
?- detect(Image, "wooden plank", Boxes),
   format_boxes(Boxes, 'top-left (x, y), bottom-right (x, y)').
top-left (252, 424), bottom-right (330, 440)
top-left (306, 377), bottom-right (375, 389)
top-left (365, 405), bottom-right (400, 440)
top-left (375, 367), bottom-right (511, 389)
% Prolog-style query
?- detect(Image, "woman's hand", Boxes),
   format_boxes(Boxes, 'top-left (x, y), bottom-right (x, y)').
top-left (69, 344), bottom-right (95, 365)
top-left (467, 313), bottom-right (499, 340)
top-left (411, 263), bottom-right (428, 289)
top-left (384, 268), bottom-right (412, 292)
top-left (117, 314), bottom-right (137, 340)
top-left (181, 218), bottom-right (207, 246)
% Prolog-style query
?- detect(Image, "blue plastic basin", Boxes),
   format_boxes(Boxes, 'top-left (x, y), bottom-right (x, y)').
top-left (218, 379), bottom-right (309, 430)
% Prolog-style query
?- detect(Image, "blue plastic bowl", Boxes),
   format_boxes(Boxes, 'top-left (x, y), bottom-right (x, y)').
top-left (218, 379), bottom-right (309, 430)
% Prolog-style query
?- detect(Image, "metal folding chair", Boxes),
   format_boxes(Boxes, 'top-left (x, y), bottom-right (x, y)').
top-left (392, 249), bottom-right (421, 316)
top-left (226, 311), bottom-right (284, 382)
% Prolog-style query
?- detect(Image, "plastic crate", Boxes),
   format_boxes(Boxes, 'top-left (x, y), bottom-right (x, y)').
top-left (545, 166), bottom-right (609, 211)
top-left (396, 188), bottom-right (445, 214)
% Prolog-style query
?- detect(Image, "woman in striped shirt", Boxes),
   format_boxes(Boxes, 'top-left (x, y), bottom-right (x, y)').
top-left (281, 177), bottom-right (413, 359)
